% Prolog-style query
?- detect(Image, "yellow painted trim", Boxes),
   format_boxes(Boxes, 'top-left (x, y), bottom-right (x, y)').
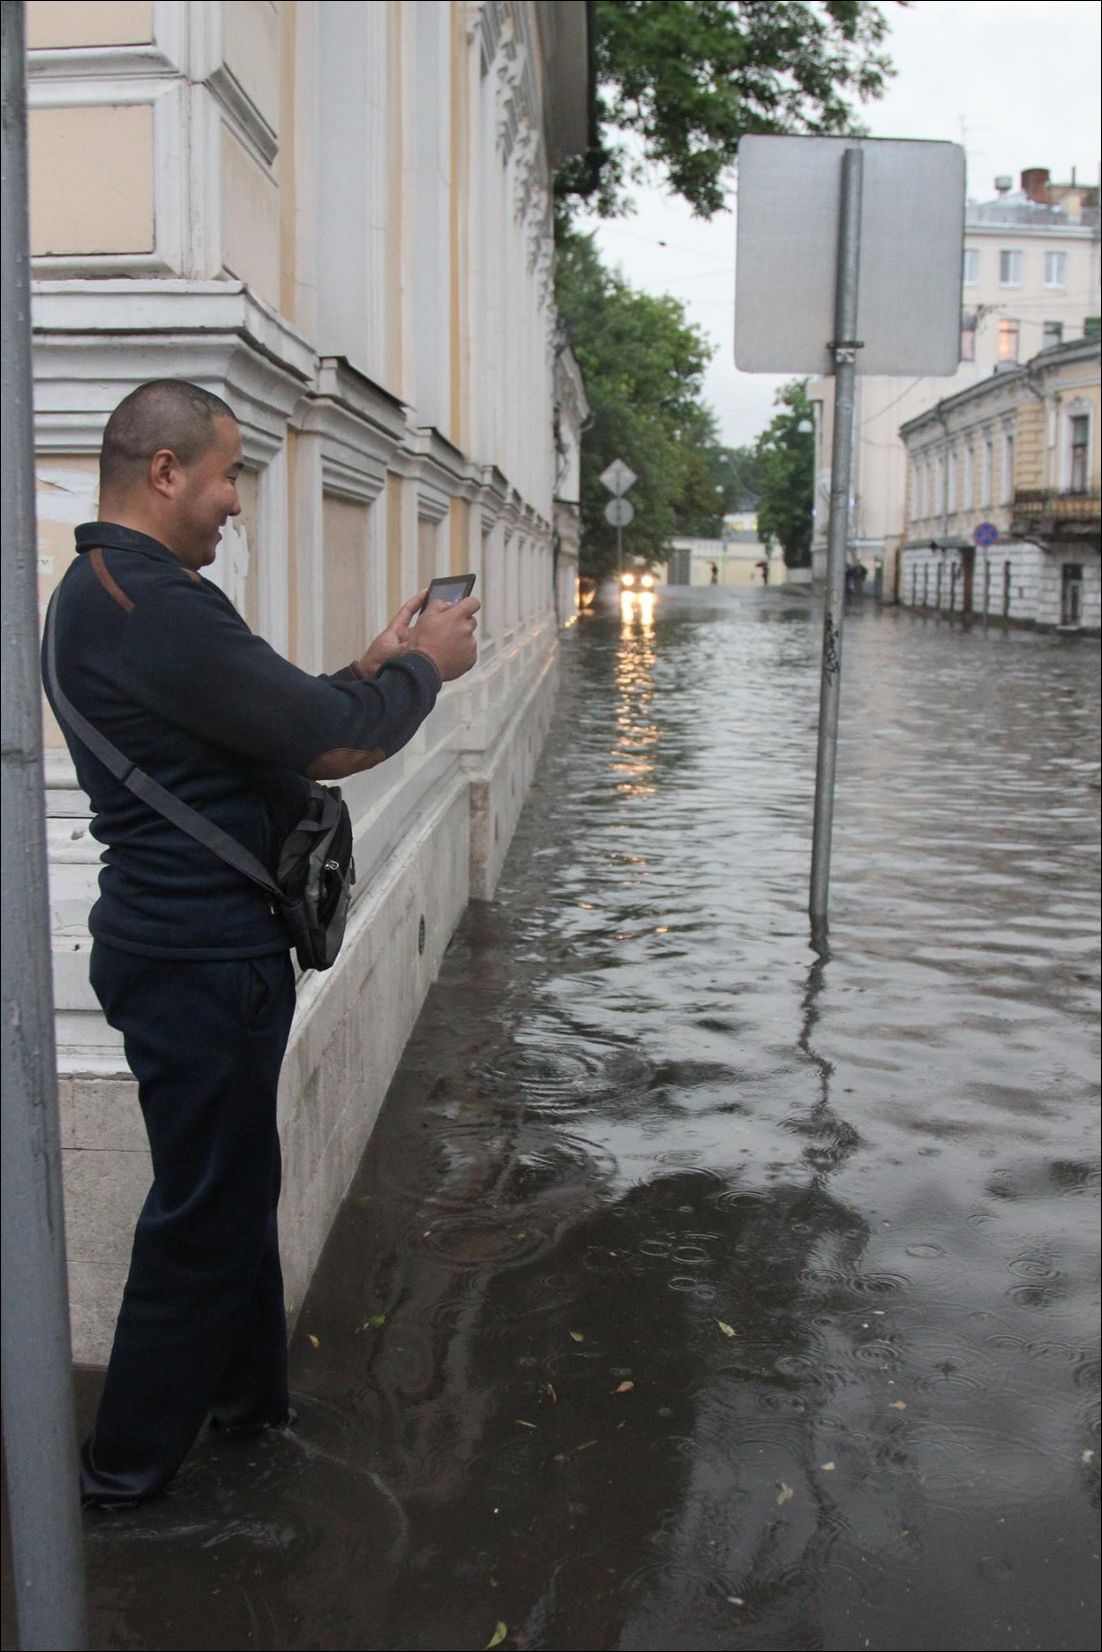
top-left (285, 427), bottom-right (299, 662)
top-left (450, 497), bottom-right (469, 576)
top-left (449, 1), bottom-right (464, 449)
top-left (278, 1), bottom-right (298, 322)
top-left (386, 1), bottom-right (403, 391)
top-left (386, 473), bottom-right (403, 615)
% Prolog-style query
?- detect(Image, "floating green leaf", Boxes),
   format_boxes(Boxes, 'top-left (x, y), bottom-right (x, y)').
top-left (484, 1623), bottom-right (508, 1650)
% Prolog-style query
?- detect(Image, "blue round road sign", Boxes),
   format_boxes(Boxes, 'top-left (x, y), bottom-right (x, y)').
top-left (973, 521), bottom-right (999, 547)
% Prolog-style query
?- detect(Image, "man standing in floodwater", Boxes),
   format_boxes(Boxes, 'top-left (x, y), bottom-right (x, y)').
top-left (43, 379), bottom-right (480, 1507)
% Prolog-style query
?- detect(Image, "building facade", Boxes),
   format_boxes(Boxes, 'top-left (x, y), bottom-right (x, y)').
top-left (899, 335), bottom-right (1100, 630)
top-left (26, 0), bottom-right (589, 1361)
top-left (810, 168), bottom-right (1101, 596)
top-left (662, 511), bottom-right (787, 588)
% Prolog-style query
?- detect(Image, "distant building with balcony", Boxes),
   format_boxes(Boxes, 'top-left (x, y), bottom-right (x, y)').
top-left (811, 167), bottom-right (1101, 599)
top-left (898, 334), bottom-right (1100, 631)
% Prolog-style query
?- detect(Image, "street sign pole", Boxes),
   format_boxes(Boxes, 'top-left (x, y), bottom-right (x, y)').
top-left (1, 5), bottom-right (89, 1647)
top-left (600, 461), bottom-right (637, 586)
top-left (809, 146), bottom-right (864, 932)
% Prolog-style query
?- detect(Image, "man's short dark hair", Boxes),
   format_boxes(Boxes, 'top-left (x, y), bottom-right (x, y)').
top-left (99, 380), bottom-right (238, 495)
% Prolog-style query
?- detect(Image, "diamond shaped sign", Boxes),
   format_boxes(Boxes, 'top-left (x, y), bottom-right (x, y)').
top-left (600, 459), bottom-right (637, 497)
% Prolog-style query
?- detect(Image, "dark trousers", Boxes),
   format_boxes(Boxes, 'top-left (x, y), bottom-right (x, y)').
top-left (82, 942), bottom-right (297, 1504)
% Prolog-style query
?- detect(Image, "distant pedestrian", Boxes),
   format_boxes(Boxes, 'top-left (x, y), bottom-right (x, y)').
top-left (710, 562), bottom-right (719, 585)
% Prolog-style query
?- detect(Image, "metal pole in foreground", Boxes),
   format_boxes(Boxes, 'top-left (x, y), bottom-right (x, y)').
top-left (1, 3), bottom-right (89, 1646)
top-left (809, 145), bottom-right (864, 931)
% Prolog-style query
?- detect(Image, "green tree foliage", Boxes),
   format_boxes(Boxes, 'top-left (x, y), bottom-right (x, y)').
top-left (556, 0), bottom-right (901, 220)
top-left (556, 229), bottom-right (726, 575)
top-left (753, 381), bottom-right (815, 567)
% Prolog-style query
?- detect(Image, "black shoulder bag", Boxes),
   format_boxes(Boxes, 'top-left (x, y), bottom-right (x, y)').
top-left (44, 590), bottom-right (355, 973)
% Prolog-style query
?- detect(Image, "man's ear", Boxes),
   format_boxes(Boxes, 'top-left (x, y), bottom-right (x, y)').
top-left (148, 447), bottom-right (181, 499)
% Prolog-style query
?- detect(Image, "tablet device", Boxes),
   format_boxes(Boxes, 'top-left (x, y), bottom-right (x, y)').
top-left (419, 573), bottom-right (476, 613)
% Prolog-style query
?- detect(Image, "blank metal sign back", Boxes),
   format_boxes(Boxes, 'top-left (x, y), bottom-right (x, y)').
top-left (734, 135), bottom-right (966, 377)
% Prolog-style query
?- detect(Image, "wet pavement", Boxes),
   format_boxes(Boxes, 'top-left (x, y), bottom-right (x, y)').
top-left (7, 588), bottom-right (1101, 1651)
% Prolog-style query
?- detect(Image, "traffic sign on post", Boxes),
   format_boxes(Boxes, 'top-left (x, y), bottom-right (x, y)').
top-left (604, 498), bottom-right (634, 527)
top-left (735, 136), bottom-right (965, 375)
top-left (600, 459), bottom-right (637, 497)
top-left (733, 134), bottom-right (966, 933)
top-left (973, 522), bottom-right (999, 547)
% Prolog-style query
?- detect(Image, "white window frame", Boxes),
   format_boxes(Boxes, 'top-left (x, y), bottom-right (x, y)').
top-left (998, 249), bottom-right (1022, 288)
top-left (947, 447), bottom-right (957, 514)
top-left (997, 318), bottom-right (1020, 363)
top-left (1065, 408), bottom-right (1092, 493)
top-left (1044, 250), bottom-right (1068, 289)
top-left (963, 444), bottom-right (974, 510)
top-left (962, 247), bottom-right (978, 287)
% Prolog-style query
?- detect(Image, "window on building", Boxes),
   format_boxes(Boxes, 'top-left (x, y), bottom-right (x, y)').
top-left (1069, 414), bottom-right (1090, 492)
top-left (962, 247), bottom-right (978, 287)
top-left (997, 318), bottom-right (1020, 363)
top-left (963, 445), bottom-right (974, 509)
top-left (961, 315), bottom-right (976, 361)
top-left (935, 453), bottom-right (945, 518)
top-left (982, 437), bottom-right (993, 507)
top-left (1044, 250), bottom-right (1068, 288)
top-left (947, 448), bottom-right (958, 513)
top-left (999, 249), bottom-right (1022, 286)
top-left (1006, 433), bottom-right (1018, 499)
top-left (1042, 320), bottom-right (1064, 349)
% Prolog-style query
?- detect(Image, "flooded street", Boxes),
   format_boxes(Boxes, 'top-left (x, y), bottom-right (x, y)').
top-left (49, 591), bottom-right (1102, 1649)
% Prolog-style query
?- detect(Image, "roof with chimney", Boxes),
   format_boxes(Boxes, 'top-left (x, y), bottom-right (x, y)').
top-left (967, 167), bottom-right (1099, 234)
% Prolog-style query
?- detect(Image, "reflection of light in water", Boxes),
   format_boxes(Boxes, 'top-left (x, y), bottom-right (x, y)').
top-left (620, 590), bottom-right (656, 632)
top-left (615, 593), bottom-right (658, 799)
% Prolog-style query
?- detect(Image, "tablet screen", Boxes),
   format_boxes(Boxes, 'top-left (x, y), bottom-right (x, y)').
top-left (422, 574), bottom-right (475, 610)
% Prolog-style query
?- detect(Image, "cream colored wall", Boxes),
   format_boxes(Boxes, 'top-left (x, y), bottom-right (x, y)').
top-left (322, 495), bottom-right (371, 672)
top-left (223, 0), bottom-right (282, 133)
top-left (1041, 365), bottom-right (1101, 489)
top-left (35, 455), bottom-right (100, 752)
top-left (221, 125), bottom-right (281, 310)
top-left (965, 231), bottom-right (1098, 364)
top-left (26, 1), bottom-right (153, 48)
top-left (418, 516), bottom-right (441, 589)
top-left (28, 104), bottom-right (154, 256)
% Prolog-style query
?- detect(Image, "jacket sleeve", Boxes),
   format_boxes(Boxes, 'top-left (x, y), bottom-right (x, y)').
top-left (120, 576), bottom-right (442, 779)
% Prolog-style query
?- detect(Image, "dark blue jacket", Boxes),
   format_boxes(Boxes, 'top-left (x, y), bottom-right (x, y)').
top-left (44, 522), bottom-right (442, 960)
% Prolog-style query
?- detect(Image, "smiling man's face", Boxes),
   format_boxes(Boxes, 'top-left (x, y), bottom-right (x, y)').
top-left (169, 415), bottom-right (244, 569)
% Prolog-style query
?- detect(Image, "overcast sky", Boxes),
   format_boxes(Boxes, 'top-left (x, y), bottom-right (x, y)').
top-left (577, 0), bottom-right (1102, 449)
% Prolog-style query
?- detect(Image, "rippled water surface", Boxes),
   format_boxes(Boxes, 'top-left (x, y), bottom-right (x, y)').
top-left (61, 593), bottom-right (1102, 1648)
